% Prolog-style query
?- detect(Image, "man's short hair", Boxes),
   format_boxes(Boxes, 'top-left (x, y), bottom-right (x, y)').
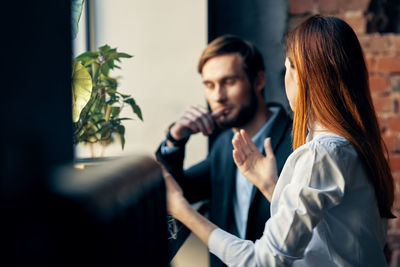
top-left (197, 34), bottom-right (265, 84)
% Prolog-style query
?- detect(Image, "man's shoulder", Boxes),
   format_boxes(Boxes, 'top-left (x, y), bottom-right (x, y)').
top-left (266, 103), bottom-right (292, 131)
top-left (267, 102), bottom-right (291, 120)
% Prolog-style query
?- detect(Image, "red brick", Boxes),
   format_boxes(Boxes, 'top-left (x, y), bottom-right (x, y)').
top-left (377, 116), bottom-right (388, 132)
top-left (341, 0), bottom-right (370, 11)
top-left (383, 134), bottom-right (396, 152)
top-left (376, 56), bottom-right (400, 73)
top-left (288, 0), bottom-right (315, 14)
top-left (370, 75), bottom-right (388, 93)
top-left (341, 11), bottom-right (366, 34)
top-left (393, 171), bottom-right (400, 183)
top-left (358, 34), bottom-right (371, 50)
top-left (367, 35), bottom-right (390, 55)
top-left (373, 95), bottom-right (396, 114)
top-left (388, 115), bottom-right (400, 132)
top-left (392, 182), bottom-right (400, 217)
top-left (319, 0), bottom-right (339, 13)
top-left (365, 55), bottom-right (375, 72)
top-left (389, 34), bottom-right (400, 55)
top-left (390, 74), bottom-right (400, 92)
top-left (392, 194), bottom-right (400, 224)
top-left (390, 154), bottom-right (400, 173)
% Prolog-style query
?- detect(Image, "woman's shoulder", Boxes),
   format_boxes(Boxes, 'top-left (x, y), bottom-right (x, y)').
top-left (301, 133), bottom-right (351, 152)
top-left (289, 133), bottom-right (356, 166)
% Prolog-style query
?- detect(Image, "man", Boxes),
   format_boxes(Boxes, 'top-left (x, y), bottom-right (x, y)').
top-left (156, 35), bottom-right (292, 267)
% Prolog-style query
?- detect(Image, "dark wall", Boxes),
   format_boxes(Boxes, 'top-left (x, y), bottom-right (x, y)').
top-left (208, 0), bottom-right (290, 112)
top-left (0, 1), bottom-right (73, 195)
top-left (0, 2), bottom-right (169, 266)
top-left (0, 0), bottom-right (73, 265)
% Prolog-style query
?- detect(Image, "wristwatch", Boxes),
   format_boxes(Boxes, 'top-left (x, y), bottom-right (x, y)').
top-left (166, 129), bottom-right (189, 147)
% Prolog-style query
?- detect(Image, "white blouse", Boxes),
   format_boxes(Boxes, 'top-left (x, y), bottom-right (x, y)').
top-left (208, 133), bottom-right (387, 266)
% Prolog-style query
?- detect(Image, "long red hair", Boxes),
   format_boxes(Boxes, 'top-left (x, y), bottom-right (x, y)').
top-left (286, 15), bottom-right (395, 218)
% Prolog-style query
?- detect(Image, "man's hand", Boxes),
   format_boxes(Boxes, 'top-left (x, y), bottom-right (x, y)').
top-left (169, 105), bottom-right (227, 143)
top-left (232, 129), bottom-right (278, 201)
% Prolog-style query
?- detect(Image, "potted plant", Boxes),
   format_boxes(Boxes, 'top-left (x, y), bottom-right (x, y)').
top-left (71, 1), bottom-right (141, 158)
top-left (72, 45), bottom-right (142, 157)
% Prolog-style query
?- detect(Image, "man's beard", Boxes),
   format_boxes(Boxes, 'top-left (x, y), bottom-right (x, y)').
top-left (216, 89), bottom-right (258, 129)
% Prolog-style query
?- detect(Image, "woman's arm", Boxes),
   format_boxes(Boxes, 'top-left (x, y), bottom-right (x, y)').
top-left (162, 168), bottom-right (217, 246)
top-left (163, 139), bottom-right (346, 266)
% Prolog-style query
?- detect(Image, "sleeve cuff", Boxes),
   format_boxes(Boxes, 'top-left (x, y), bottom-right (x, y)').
top-left (208, 228), bottom-right (240, 263)
top-left (160, 140), bottom-right (181, 154)
top-left (208, 228), bottom-right (258, 266)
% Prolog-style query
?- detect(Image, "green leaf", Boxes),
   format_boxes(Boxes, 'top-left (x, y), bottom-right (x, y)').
top-left (107, 59), bottom-right (115, 69)
top-left (124, 98), bottom-right (143, 121)
top-left (101, 64), bottom-right (110, 76)
top-left (99, 44), bottom-right (111, 53)
top-left (92, 63), bottom-right (101, 82)
top-left (72, 60), bottom-right (92, 122)
top-left (76, 51), bottom-right (98, 61)
top-left (117, 125), bottom-right (125, 134)
top-left (104, 77), bottom-right (118, 89)
top-left (71, 0), bottom-right (84, 39)
top-left (111, 106), bottom-right (121, 117)
top-left (83, 58), bottom-right (97, 67)
top-left (118, 92), bottom-right (131, 98)
top-left (107, 51), bottom-right (118, 60)
top-left (117, 52), bottom-right (133, 58)
top-left (99, 126), bottom-right (112, 139)
top-left (116, 125), bottom-right (125, 149)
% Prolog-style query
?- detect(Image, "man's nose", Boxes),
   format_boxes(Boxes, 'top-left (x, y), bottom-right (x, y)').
top-left (214, 84), bottom-right (227, 103)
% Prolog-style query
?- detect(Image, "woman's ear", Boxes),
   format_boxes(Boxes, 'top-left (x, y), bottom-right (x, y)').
top-left (254, 71), bottom-right (266, 94)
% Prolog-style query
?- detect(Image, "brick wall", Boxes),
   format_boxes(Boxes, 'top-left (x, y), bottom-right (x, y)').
top-left (288, 0), bottom-right (400, 266)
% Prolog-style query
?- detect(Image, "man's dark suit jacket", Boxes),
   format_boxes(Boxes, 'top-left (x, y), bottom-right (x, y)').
top-left (156, 104), bottom-right (293, 267)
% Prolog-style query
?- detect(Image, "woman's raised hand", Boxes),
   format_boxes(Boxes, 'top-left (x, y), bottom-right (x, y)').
top-left (232, 129), bottom-right (278, 201)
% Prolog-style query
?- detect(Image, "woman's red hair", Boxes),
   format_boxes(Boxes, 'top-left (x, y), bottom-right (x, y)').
top-left (286, 15), bottom-right (395, 218)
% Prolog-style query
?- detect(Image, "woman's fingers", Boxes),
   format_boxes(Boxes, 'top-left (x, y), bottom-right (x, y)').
top-left (240, 129), bottom-right (258, 154)
top-left (264, 137), bottom-right (275, 159)
top-left (232, 149), bottom-right (244, 165)
top-left (232, 133), bottom-right (250, 162)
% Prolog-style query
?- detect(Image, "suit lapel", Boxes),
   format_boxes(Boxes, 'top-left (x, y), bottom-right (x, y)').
top-left (269, 107), bottom-right (290, 152)
top-left (223, 132), bottom-right (236, 228)
top-left (249, 107), bottom-right (290, 206)
top-left (213, 130), bottom-right (237, 230)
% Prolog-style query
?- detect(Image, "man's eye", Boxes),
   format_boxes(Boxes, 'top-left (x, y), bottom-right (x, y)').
top-left (204, 82), bottom-right (214, 89)
top-left (225, 78), bottom-right (236, 85)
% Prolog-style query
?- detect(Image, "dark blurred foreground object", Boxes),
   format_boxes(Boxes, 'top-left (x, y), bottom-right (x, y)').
top-left (52, 156), bottom-right (169, 266)
top-left (3, 155), bottom-right (169, 266)
top-left (0, 1), bottom-right (169, 266)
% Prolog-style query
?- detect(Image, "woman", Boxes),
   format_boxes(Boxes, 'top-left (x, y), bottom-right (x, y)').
top-left (164, 15), bottom-right (395, 266)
